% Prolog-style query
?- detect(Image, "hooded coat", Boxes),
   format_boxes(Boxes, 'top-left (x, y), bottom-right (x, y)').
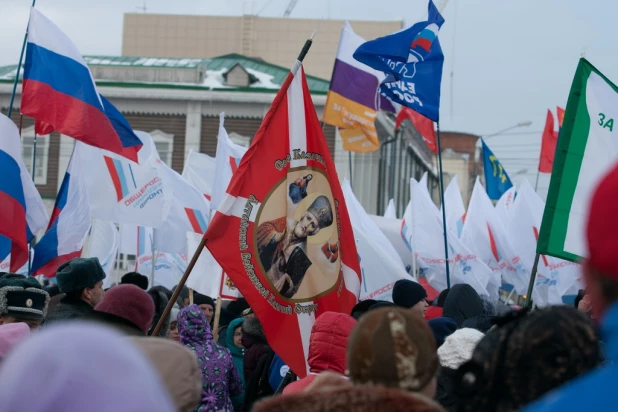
top-left (226, 318), bottom-right (246, 408)
top-left (178, 305), bottom-right (243, 412)
top-left (442, 284), bottom-right (484, 328)
top-left (241, 317), bottom-right (270, 383)
top-left (283, 312), bottom-right (356, 394)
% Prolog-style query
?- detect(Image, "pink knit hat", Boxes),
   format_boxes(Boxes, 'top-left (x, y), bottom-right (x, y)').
top-left (0, 323), bottom-right (30, 361)
top-left (95, 285), bottom-right (155, 334)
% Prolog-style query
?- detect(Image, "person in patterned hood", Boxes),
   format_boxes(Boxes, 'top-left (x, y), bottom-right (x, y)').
top-left (178, 304), bottom-right (243, 412)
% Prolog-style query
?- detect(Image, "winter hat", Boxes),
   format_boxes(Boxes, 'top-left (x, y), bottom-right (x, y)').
top-left (121, 272), bottom-right (149, 290)
top-left (437, 328), bottom-right (484, 369)
top-left (587, 162), bottom-right (618, 278)
top-left (392, 279), bottom-right (427, 309)
top-left (350, 299), bottom-right (377, 319)
top-left (306, 195), bottom-right (334, 229)
top-left (56, 257), bottom-right (106, 293)
top-left (454, 306), bottom-right (602, 412)
top-left (347, 307), bottom-right (438, 393)
top-left (436, 289), bottom-right (450, 308)
top-left (368, 301), bottom-right (396, 311)
top-left (95, 285), bottom-right (155, 334)
top-left (428, 317), bottom-right (458, 348)
top-left (0, 323), bottom-right (30, 361)
top-left (0, 274), bottom-right (50, 320)
top-left (170, 307), bottom-right (181, 323)
top-left (193, 292), bottom-right (214, 308)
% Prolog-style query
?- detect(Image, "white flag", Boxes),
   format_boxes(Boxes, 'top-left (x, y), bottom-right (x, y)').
top-left (88, 219), bottom-right (120, 289)
top-left (210, 113), bottom-right (248, 211)
top-left (495, 186), bottom-right (516, 226)
top-left (442, 175), bottom-right (466, 238)
top-left (77, 131), bottom-right (173, 228)
top-left (383, 199), bottom-right (397, 219)
top-left (369, 214), bottom-right (413, 272)
top-left (182, 149), bottom-right (216, 201)
top-left (135, 226), bottom-right (185, 289)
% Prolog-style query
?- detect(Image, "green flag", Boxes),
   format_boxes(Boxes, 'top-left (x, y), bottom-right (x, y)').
top-left (538, 59), bottom-right (618, 261)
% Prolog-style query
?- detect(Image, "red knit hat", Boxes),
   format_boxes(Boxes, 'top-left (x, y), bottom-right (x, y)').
top-left (95, 285), bottom-right (155, 334)
top-left (587, 162), bottom-right (618, 278)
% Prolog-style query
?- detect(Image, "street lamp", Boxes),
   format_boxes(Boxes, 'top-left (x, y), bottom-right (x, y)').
top-left (482, 120), bottom-right (534, 141)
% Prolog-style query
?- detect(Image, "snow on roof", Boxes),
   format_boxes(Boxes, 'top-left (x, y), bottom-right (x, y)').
top-left (202, 68), bottom-right (231, 89)
top-left (245, 67), bottom-right (279, 89)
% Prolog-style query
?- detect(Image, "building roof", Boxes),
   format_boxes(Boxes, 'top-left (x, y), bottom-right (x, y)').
top-left (0, 53), bottom-right (331, 94)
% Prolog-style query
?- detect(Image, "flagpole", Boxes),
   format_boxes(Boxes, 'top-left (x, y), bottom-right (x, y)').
top-left (348, 151), bottom-right (353, 188)
top-left (525, 253), bottom-right (540, 309)
top-left (152, 33), bottom-right (317, 337)
top-left (149, 235), bottom-right (156, 288)
top-left (534, 169), bottom-right (541, 192)
top-left (436, 122), bottom-right (451, 288)
top-left (7, 0), bottom-right (36, 119)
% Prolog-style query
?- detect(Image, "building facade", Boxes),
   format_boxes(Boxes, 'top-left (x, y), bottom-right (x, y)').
top-left (121, 13), bottom-right (402, 80)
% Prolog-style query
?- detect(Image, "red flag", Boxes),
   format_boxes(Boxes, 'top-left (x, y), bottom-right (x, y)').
top-left (204, 64), bottom-right (361, 377)
top-left (538, 109), bottom-right (559, 173)
top-left (395, 106), bottom-right (438, 154)
top-left (557, 106), bottom-right (565, 129)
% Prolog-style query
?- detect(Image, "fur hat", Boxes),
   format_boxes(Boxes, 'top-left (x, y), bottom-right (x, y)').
top-left (350, 299), bottom-right (377, 320)
top-left (0, 274), bottom-right (50, 320)
top-left (437, 328), bottom-right (484, 369)
top-left (120, 272), bottom-right (148, 290)
top-left (392, 279), bottom-right (427, 309)
top-left (56, 257), bottom-right (106, 294)
top-left (94, 285), bottom-right (155, 334)
top-left (347, 307), bottom-right (438, 393)
top-left (306, 195), bottom-right (333, 229)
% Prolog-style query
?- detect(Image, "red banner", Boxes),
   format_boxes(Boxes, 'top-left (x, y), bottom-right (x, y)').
top-left (395, 106), bottom-right (438, 154)
top-left (539, 109), bottom-right (559, 173)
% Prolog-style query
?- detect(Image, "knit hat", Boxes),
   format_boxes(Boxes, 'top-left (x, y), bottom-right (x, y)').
top-left (56, 257), bottom-right (106, 294)
top-left (587, 162), bottom-right (618, 278)
top-left (193, 292), bottom-right (214, 308)
top-left (454, 306), bottom-right (602, 412)
top-left (306, 195), bottom-right (334, 229)
top-left (347, 307), bottom-right (438, 393)
top-left (392, 279), bottom-right (427, 309)
top-left (0, 323), bottom-right (30, 361)
top-left (94, 285), bottom-right (155, 334)
top-left (437, 328), bottom-right (484, 369)
top-left (121, 272), bottom-right (149, 290)
top-left (0, 274), bottom-right (50, 320)
top-left (350, 299), bottom-right (377, 320)
top-left (428, 317), bottom-right (458, 348)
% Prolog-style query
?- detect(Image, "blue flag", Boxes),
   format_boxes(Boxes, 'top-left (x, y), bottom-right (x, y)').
top-left (482, 139), bottom-right (513, 200)
top-left (353, 0), bottom-right (445, 122)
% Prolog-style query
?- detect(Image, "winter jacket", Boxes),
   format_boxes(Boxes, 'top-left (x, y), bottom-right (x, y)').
top-left (254, 383), bottom-right (446, 412)
top-left (226, 318), bottom-right (245, 409)
top-left (435, 366), bottom-right (458, 411)
top-left (43, 296), bottom-right (94, 325)
top-left (241, 317), bottom-right (270, 383)
top-left (442, 284), bottom-right (484, 328)
top-left (523, 302), bottom-right (618, 411)
top-left (178, 304), bottom-right (243, 412)
top-left (283, 312), bottom-right (356, 394)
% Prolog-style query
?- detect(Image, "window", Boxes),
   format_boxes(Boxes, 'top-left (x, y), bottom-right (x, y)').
top-left (149, 130), bottom-right (174, 166)
top-left (21, 127), bottom-right (49, 185)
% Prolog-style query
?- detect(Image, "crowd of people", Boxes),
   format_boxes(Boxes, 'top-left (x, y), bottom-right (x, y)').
top-left (1, 161), bottom-right (618, 411)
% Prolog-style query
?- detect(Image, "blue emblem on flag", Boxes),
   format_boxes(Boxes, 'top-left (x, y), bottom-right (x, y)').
top-left (353, 0), bottom-right (445, 121)
top-left (482, 139), bottom-right (513, 200)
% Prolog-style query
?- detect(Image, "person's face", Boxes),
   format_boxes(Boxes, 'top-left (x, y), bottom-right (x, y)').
top-left (0, 315), bottom-right (42, 330)
top-left (85, 281), bottom-right (105, 307)
top-left (295, 212), bottom-right (320, 238)
top-left (167, 320), bottom-right (180, 342)
top-left (233, 326), bottom-right (243, 348)
top-left (410, 298), bottom-right (429, 318)
top-left (182, 297), bottom-right (190, 307)
top-left (199, 304), bottom-right (214, 323)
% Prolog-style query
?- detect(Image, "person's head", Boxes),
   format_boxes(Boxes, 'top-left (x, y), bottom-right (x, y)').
top-left (347, 307), bottom-right (438, 398)
top-left (437, 327), bottom-right (484, 370)
top-left (226, 318), bottom-right (245, 352)
top-left (295, 195), bottom-right (333, 238)
top-left (131, 337), bottom-right (201, 412)
top-left (427, 317), bottom-right (458, 348)
top-left (305, 174), bottom-right (313, 182)
top-left (56, 257), bottom-right (106, 307)
top-left (436, 288), bottom-right (450, 308)
top-left (241, 316), bottom-right (267, 348)
top-left (167, 307), bottom-right (181, 342)
top-left (0, 323), bottom-right (175, 411)
top-left (442, 284), bottom-right (483, 328)
top-left (193, 293), bottom-right (215, 323)
top-left (178, 304), bottom-right (213, 345)
top-left (307, 312), bottom-right (356, 374)
top-left (584, 163), bottom-right (618, 319)
top-left (392, 279), bottom-right (428, 318)
top-left (94, 284), bottom-right (155, 335)
top-left (120, 272), bottom-right (149, 290)
top-left (241, 307), bottom-right (255, 318)
top-left (350, 299), bottom-right (377, 320)
top-left (454, 306), bottom-right (601, 412)
top-left (0, 323), bottom-right (30, 362)
top-left (172, 285), bottom-right (190, 307)
top-left (0, 274), bottom-right (50, 330)
top-left (147, 289), bottom-right (170, 337)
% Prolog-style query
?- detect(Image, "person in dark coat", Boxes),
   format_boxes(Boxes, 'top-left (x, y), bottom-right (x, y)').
top-left (441, 284), bottom-right (483, 328)
top-left (44, 257), bottom-right (106, 325)
top-left (147, 288), bottom-right (170, 337)
top-left (241, 317), bottom-right (270, 384)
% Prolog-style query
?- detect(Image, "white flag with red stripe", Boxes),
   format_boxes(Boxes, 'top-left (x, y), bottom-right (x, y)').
top-left (182, 149), bottom-right (216, 202)
top-left (204, 63), bottom-right (361, 377)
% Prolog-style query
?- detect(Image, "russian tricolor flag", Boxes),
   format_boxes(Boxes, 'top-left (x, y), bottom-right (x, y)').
top-left (0, 114), bottom-right (49, 272)
top-left (31, 148), bottom-right (91, 277)
top-left (21, 8), bottom-right (142, 163)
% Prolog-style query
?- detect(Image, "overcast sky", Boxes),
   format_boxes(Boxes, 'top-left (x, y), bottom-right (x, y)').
top-left (2, 0), bottom-right (616, 198)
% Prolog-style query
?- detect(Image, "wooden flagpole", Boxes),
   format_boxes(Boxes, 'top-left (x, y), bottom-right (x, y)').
top-left (525, 253), bottom-right (541, 309)
top-left (152, 32), bottom-right (317, 337)
top-left (212, 298), bottom-right (223, 342)
top-left (436, 122), bottom-right (451, 288)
